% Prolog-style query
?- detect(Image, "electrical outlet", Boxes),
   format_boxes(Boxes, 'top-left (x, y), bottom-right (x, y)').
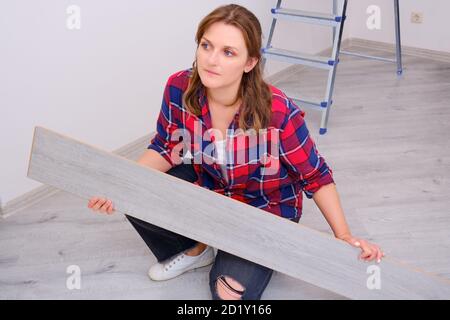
top-left (411, 12), bottom-right (423, 24)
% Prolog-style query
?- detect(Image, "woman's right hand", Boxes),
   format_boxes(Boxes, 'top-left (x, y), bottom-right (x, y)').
top-left (88, 197), bottom-right (115, 215)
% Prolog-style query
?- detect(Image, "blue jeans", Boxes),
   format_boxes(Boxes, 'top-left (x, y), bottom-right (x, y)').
top-left (125, 162), bottom-right (274, 300)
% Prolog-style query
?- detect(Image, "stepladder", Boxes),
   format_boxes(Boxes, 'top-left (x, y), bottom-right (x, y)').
top-left (262, 0), bottom-right (348, 135)
top-left (262, 0), bottom-right (403, 135)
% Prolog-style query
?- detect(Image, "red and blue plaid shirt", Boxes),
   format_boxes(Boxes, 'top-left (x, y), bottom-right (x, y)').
top-left (148, 69), bottom-right (335, 222)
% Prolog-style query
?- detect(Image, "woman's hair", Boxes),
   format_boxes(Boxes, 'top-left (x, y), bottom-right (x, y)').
top-left (183, 4), bottom-right (272, 133)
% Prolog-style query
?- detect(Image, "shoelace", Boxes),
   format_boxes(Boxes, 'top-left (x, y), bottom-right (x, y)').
top-left (164, 253), bottom-right (185, 271)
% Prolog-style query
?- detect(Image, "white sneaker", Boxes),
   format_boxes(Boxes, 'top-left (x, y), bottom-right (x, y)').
top-left (148, 246), bottom-right (215, 281)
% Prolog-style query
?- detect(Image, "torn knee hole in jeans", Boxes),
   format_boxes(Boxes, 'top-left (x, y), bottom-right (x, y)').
top-left (216, 275), bottom-right (245, 299)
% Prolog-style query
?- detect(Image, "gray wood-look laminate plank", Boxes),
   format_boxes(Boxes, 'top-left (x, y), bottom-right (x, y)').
top-left (26, 126), bottom-right (450, 299)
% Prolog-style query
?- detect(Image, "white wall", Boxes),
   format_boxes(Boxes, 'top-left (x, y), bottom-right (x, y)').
top-left (0, 0), bottom-right (247, 204)
top-left (346, 0), bottom-right (450, 53)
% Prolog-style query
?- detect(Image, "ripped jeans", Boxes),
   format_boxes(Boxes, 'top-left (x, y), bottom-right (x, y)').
top-left (125, 162), bottom-right (273, 300)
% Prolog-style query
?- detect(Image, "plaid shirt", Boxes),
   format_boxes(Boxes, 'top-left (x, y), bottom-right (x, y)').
top-left (148, 69), bottom-right (334, 222)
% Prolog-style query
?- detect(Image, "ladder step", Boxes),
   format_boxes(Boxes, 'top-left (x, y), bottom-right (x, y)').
top-left (271, 8), bottom-right (344, 26)
top-left (280, 88), bottom-right (332, 110)
top-left (262, 47), bottom-right (335, 70)
top-left (290, 97), bottom-right (332, 111)
top-left (294, 98), bottom-right (332, 110)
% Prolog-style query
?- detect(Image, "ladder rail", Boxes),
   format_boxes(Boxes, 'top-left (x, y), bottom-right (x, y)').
top-left (321, 0), bottom-right (348, 134)
top-left (394, 0), bottom-right (403, 74)
top-left (261, 0), bottom-right (282, 72)
top-left (332, 0), bottom-right (338, 44)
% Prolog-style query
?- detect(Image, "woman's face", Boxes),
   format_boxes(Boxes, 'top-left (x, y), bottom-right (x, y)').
top-left (196, 21), bottom-right (258, 91)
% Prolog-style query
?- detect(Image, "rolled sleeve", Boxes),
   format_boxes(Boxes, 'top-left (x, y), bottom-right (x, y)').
top-left (279, 100), bottom-right (335, 199)
top-left (147, 77), bottom-right (181, 168)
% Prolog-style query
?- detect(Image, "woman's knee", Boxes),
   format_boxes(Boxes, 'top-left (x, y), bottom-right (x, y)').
top-left (211, 275), bottom-right (246, 300)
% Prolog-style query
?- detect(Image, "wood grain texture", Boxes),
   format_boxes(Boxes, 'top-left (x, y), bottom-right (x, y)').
top-left (26, 126), bottom-right (450, 299)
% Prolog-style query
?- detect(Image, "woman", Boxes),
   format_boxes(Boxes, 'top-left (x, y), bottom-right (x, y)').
top-left (88, 4), bottom-right (384, 300)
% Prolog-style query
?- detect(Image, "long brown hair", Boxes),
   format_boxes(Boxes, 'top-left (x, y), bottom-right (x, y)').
top-left (183, 4), bottom-right (272, 133)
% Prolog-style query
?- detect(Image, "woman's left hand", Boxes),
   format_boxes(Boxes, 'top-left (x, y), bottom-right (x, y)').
top-left (339, 234), bottom-right (385, 263)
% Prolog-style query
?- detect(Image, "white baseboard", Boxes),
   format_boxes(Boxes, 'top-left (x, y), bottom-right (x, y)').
top-left (1, 186), bottom-right (60, 219)
top-left (347, 37), bottom-right (450, 63)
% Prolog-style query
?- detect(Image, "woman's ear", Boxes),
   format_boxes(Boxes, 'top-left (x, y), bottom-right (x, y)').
top-left (245, 57), bottom-right (259, 73)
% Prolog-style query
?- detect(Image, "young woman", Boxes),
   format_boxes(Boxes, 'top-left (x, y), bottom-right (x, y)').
top-left (88, 4), bottom-right (384, 300)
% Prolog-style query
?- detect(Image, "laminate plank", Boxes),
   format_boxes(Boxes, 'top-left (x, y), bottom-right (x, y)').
top-left (26, 126), bottom-right (450, 299)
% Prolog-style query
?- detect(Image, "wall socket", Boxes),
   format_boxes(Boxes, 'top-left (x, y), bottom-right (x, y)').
top-left (411, 11), bottom-right (423, 24)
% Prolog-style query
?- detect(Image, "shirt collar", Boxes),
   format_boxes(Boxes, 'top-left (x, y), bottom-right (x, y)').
top-left (197, 86), bottom-right (241, 134)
